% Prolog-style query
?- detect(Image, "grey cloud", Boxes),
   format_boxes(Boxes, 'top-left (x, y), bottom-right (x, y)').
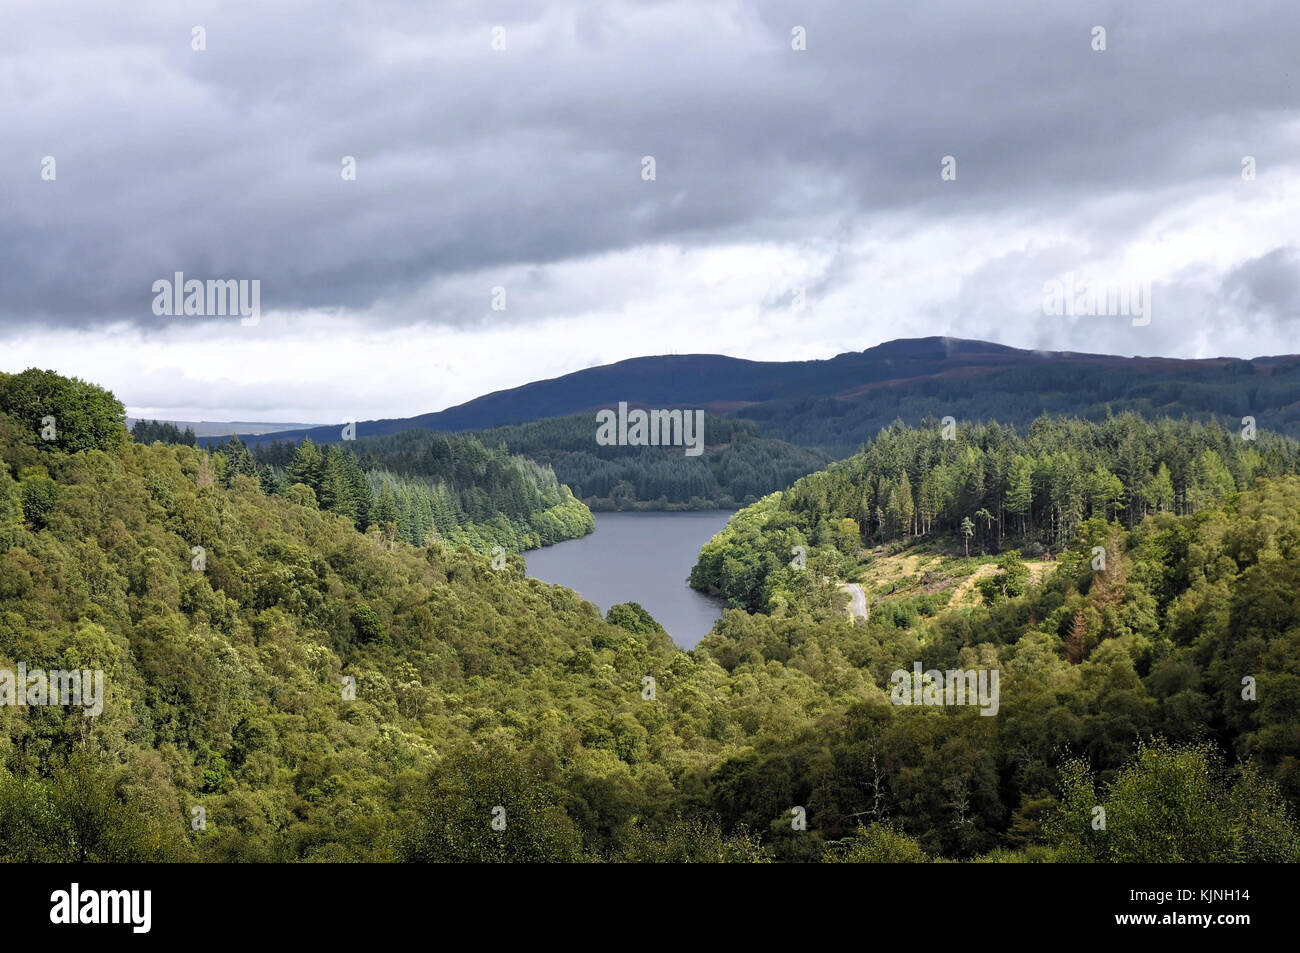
top-left (1, 0), bottom-right (1298, 337)
top-left (1223, 247), bottom-right (1300, 326)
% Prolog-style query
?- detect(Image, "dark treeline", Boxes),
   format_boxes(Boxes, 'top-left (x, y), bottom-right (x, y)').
top-left (244, 434), bottom-right (592, 553)
top-left (793, 413), bottom-right (1299, 547)
top-left (692, 413), bottom-right (1300, 612)
top-left (130, 419), bottom-right (198, 446)
top-left (741, 356), bottom-right (1300, 454)
top-left (328, 414), bottom-right (829, 510)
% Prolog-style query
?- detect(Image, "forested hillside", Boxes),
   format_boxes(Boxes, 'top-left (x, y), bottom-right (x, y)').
top-left (229, 338), bottom-right (1300, 457)
top-left (211, 337), bottom-right (1300, 511)
top-left (220, 429), bottom-right (592, 554)
top-left (691, 477), bottom-right (1300, 860)
top-left (737, 342), bottom-right (1300, 453)
top-left (131, 419), bottom-right (197, 447)
top-left (334, 414), bottom-right (828, 510)
top-left (691, 414), bottom-right (1300, 612)
top-left (1, 369), bottom-right (1296, 862)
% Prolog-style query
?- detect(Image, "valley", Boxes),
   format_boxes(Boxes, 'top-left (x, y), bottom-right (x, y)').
top-left (2, 360), bottom-right (1298, 864)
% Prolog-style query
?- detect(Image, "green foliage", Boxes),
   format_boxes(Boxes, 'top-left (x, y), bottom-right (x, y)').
top-left (691, 414), bottom-right (1299, 611)
top-left (0, 462), bottom-right (22, 552)
top-left (825, 822), bottom-right (929, 863)
top-left (351, 603), bottom-right (390, 645)
top-left (284, 482), bottom-right (317, 508)
top-left (979, 551), bottom-right (1030, 605)
top-left (399, 745), bottom-right (584, 862)
top-left (690, 494), bottom-right (843, 614)
top-left (258, 433), bottom-right (594, 553)
top-left (2, 369), bottom-right (1296, 863)
top-left (18, 469), bottom-right (60, 530)
top-left (0, 368), bottom-right (127, 455)
top-left (1046, 741), bottom-right (1300, 862)
top-left (0, 755), bottom-right (191, 862)
top-left (132, 420), bottom-right (197, 446)
top-left (273, 438), bottom-right (372, 529)
top-left (616, 817), bottom-right (771, 862)
top-left (331, 414), bottom-right (829, 510)
top-left (605, 602), bottom-right (665, 636)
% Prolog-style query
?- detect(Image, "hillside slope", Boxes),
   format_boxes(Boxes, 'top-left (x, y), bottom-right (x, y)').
top-left (218, 337), bottom-right (1300, 454)
top-left (3, 370), bottom-right (1297, 863)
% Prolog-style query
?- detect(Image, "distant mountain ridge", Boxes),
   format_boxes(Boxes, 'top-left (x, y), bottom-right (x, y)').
top-left (132, 418), bottom-right (322, 437)
top-left (205, 337), bottom-right (1300, 452)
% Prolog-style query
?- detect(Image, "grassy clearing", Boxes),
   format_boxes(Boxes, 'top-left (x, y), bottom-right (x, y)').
top-left (847, 542), bottom-right (1054, 614)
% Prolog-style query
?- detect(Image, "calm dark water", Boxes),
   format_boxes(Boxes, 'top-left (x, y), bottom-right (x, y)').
top-left (524, 510), bottom-right (734, 649)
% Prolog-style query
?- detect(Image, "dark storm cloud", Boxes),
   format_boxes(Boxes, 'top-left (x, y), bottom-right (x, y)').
top-left (1, 0), bottom-right (1297, 330)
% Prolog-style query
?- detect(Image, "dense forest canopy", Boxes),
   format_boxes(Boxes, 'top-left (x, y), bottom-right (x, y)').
top-left (467, 415), bottom-right (829, 509)
top-left (303, 414), bottom-right (830, 511)
top-left (131, 419), bottom-right (198, 447)
top-left (125, 407), bottom-right (595, 556)
top-left (0, 370), bottom-right (1296, 862)
top-left (691, 413), bottom-right (1300, 613)
top-left (216, 429), bottom-right (593, 555)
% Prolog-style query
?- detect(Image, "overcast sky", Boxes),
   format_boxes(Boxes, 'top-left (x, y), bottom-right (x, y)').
top-left (2, 0), bottom-right (1298, 422)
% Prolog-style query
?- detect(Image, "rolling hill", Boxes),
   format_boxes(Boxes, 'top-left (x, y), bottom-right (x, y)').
top-left (206, 337), bottom-right (1300, 455)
